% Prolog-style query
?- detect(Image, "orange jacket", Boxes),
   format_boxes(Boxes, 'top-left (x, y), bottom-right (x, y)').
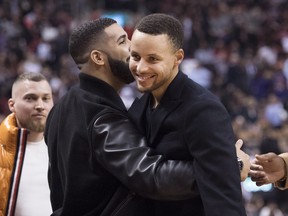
top-left (0, 113), bottom-right (27, 216)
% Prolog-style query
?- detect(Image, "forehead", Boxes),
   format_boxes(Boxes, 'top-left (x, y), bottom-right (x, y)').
top-left (130, 30), bottom-right (173, 53)
top-left (12, 80), bottom-right (52, 97)
top-left (104, 23), bottom-right (127, 42)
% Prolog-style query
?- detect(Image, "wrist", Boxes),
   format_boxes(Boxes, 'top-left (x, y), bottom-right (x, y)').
top-left (279, 157), bottom-right (287, 182)
top-left (237, 157), bottom-right (243, 171)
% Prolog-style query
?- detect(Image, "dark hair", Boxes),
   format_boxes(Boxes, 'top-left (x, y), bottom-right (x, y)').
top-left (69, 18), bottom-right (117, 64)
top-left (135, 13), bottom-right (183, 51)
top-left (15, 72), bottom-right (47, 83)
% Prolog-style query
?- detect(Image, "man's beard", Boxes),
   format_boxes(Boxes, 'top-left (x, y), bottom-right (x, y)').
top-left (108, 56), bottom-right (135, 84)
top-left (23, 121), bottom-right (45, 133)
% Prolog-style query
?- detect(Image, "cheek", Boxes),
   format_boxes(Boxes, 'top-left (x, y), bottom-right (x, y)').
top-left (45, 103), bottom-right (54, 112)
top-left (14, 102), bottom-right (29, 112)
top-left (129, 61), bottom-right (136, 72)
top-left (14, 106), bottom-right (30, 123)
top-left (14, 102), bottom-right (33, 116)
top-left (162, 61), bottom-right (175, 73)
top-left (153, 64), bottom-right (166, 74)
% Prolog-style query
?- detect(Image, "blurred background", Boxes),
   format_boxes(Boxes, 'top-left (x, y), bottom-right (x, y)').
top-left (1, 0), bottom-right (288, 215)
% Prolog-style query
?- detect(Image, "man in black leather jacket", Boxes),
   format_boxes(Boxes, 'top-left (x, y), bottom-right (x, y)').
top-left (45, 17), bottom-right (198, 216)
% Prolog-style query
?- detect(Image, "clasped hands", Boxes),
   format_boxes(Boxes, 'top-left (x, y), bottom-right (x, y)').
top-left (237, 139), bottom-right (287, 185)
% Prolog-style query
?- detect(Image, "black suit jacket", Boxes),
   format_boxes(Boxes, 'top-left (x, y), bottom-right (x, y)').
top-left (129, 71), bottom-right (247, 216)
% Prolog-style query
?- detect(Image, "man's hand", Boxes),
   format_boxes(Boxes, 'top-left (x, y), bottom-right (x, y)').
top-left (235, 139), bottom-right (250, 181)
top-left (249, 152), bottom-right (286, 186)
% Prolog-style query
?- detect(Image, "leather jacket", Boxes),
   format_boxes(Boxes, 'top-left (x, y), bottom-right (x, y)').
top-left (90, 110), bottom-right (198, 201)
top-left (46, 73), bottom-right (198, 216)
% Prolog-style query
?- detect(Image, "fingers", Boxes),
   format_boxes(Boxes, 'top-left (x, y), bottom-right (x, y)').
top-left (255, 152), bottom-right (277, 161)
top-left (235, 139), bottom-right (243, 150)
top-left (255, 182), bottom-right (265, 186)
top-left (251, 177), bottom-right (269, 186)
top-left (249, 170), bottom-right (269, 185)
top-left (250, 163), bottom-right (263, 171)
top-left (251, 157), bottom-right (268, 168)
top-left (249, 166), bottom-right (266, 184)
top-left (249, 169), bottom-right (265, 178)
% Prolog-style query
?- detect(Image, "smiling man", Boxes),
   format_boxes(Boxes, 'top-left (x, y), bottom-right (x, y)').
top-left (45, 17), bottom-right (201, 216)
top-left (128, 13), bottom-right (247, 216)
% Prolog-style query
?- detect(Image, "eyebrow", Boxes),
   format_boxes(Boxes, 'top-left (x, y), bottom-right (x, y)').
top-left (23, 93), bottom-right (51, 97)
top-left (116, 34), bottom-right (126, 43)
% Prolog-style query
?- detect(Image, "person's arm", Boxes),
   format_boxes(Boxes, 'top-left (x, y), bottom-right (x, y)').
top-left (89, 111), bottom-right (197, 200)
top-left (250, 152), bottom-right (288, 189)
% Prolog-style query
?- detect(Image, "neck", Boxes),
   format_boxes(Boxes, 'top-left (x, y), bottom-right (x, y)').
top-left (27, 131), bottom-right (44, 142)
top-left (86, 70), bottom-right (125, 92)
top-left (114, 80), bottom-right (125, 93)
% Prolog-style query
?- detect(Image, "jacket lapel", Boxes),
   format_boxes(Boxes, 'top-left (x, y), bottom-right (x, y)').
top-left (148, 72), bottom-right (186, 144)
top-left (129, 72), bottom-right (187, 145)
top-left (148, 99), bottom-right (181, 145)
top-left (128, 95), bottom-right (149, 133)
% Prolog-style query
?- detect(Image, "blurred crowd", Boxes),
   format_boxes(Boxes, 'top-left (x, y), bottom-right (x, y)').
top-left (1, 0), bottom-right (288, 215)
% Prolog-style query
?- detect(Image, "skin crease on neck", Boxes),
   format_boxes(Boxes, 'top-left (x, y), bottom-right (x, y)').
top-left (8, 80), bottom-right (53, 142)
top-left (129, 30), bottom-right (184, 107)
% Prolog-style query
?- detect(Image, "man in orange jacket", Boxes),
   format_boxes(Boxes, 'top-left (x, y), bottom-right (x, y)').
top-left (0, 72), bottom-right (53, 216)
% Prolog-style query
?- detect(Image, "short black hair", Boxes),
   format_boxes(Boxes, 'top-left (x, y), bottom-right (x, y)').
top-left (135, 13), bottom-right (183, 51)
top-left (69, 18), bottom-right (117, 64)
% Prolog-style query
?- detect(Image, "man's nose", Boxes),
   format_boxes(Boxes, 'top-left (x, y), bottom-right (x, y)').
top-left (35, 99), bottom-right (44, 109)
top-left (137, 60), bottom-right (149, 73)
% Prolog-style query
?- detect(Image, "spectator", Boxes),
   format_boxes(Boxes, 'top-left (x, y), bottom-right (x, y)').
top-left (0, 72), bottom-right (53, 216)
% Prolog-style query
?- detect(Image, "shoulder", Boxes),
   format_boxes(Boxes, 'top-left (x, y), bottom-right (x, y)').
top-left (0, 113), bottom-right (27, 155)
top-left (182, 80), bottom-right (223, 109)
top-left (0, 113), bottom-right (20, 146)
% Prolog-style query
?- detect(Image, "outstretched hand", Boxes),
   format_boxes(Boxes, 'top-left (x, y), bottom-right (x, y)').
top-left (235, 139), bottom-right (250, 181)
top-left (249, 153), bottom-right (286, 186)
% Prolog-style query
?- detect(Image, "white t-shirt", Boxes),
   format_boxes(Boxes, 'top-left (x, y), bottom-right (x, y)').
top-left (15, 138), bottom-right (52, 216)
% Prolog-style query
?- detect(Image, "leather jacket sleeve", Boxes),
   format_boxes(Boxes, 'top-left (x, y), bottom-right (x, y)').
top-left (89, 111), bottom-right (198, 200)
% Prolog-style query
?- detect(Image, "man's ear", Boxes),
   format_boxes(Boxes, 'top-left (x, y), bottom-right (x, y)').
top-left (174, 49), bottom-right (184, 66)
top-left (8, 98), bottom-right (15, 113)
top-left (90, 50), bottom-right (105, 66)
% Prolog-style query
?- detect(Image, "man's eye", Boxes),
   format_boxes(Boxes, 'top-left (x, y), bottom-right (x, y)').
top-left (44, 96), bottom-right (52, 102)
top-left (119, 40), bottom-right (126, 45)
top-left (25, 96), bottom-right (33, 101)
top-left (149, 57), bottom-right (157, 61)
top-left (131, 55), bottom-right (140, 61)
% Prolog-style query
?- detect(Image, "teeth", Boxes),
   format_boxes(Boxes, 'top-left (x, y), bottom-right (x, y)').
top-left (137, 75), bottom-right (151, 81)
